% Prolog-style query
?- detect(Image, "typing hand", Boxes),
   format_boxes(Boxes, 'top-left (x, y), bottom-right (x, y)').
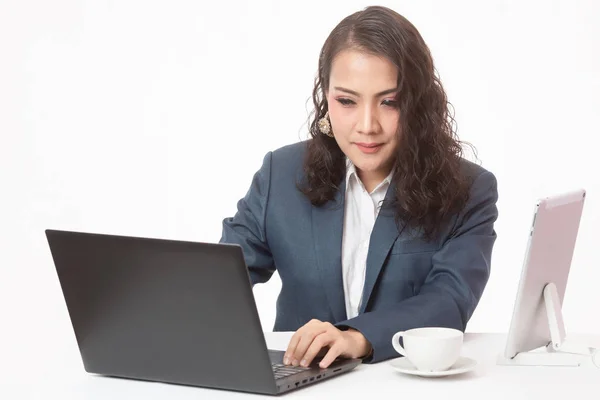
top-left (283, 319), bottom-right (371, 369)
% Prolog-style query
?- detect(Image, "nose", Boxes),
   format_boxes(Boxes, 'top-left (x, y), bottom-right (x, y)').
top-left (356, 104), bottom-right (379, 135)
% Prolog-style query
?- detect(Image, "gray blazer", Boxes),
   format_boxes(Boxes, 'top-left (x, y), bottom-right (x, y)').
top-left (220, 141), bottom-right (498, 363)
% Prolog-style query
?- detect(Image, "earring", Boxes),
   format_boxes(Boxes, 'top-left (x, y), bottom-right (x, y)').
top-left (318, 111), bottom-right (333, 137)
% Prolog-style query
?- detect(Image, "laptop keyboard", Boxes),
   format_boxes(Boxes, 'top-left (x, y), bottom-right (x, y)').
top-left (271, 363), bottom-right (310, 380)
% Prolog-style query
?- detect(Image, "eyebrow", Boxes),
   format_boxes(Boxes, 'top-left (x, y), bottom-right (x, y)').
top-left (333, 86), bottom-right (398, 97)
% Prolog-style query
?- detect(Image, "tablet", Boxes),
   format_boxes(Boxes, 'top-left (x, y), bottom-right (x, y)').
top-left (503, 189), bottom-right (586, 359)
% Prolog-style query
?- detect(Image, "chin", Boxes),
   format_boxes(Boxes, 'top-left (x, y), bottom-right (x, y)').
top-left (352, 158), bottom-right (386, 172)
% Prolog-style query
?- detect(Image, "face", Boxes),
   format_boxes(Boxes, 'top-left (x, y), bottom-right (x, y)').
top-left (326, 49), bottom-right (400, 184)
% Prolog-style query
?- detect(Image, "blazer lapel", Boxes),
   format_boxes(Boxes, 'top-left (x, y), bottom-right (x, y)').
top-left (359, 182), bottom-right (405, 314)
top-left (312, 179), bottom-right (347, 323)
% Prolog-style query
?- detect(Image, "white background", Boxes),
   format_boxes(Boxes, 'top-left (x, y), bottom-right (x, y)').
top-left (1, 0), bottom-right (599, 383)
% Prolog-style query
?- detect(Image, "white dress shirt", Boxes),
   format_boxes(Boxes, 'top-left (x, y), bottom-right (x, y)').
top-left (341, 158), bottom-right (394, 319)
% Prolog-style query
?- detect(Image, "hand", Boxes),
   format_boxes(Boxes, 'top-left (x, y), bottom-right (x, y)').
top-left (283, 319), bottom-right (372, 369)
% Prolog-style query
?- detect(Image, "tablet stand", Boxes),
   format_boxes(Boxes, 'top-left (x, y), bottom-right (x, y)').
top-left (497, 283), bottom-right (600, 368)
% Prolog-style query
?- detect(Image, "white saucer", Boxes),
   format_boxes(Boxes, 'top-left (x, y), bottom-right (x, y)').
top-left (390, 356), bottom-right (477, 377)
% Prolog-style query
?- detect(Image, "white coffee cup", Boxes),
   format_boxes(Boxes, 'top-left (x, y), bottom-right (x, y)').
top-left (391, 327), bottom-right (463, 372)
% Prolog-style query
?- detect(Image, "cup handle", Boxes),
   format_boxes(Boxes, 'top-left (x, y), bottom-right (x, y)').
top-left (391, 331), bottom-right (406, 357)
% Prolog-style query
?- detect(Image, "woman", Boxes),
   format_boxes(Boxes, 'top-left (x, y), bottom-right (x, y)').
top-left (220, 6), bottom-right (498, 369)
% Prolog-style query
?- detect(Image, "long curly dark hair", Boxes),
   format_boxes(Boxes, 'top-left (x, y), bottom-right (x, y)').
top-left (299, 5), bottom-right (474, 240)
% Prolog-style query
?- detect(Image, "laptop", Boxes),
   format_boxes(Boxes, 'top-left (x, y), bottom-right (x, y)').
top-left (45, 229), bottom-right (361, 395)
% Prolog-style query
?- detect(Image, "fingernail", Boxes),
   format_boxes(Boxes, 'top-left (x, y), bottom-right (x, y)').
top-left (283, 357), bottom-right (289, 365)
top-left (319, 362), bottom-right (325, 369)
top-left (292, 359), bottom-right (299, 366)
top-left (301, 359), bottom-right (308, 367)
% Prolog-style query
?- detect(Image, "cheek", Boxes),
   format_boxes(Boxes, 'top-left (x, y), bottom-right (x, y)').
top-left (382, 114), bottom-right (400, 139)
top-left (328, 100), bottom-right (343, 118)
top-left (328, 108), bottom-right (353, 137)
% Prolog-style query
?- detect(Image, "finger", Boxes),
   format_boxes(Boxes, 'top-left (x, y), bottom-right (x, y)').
top-left (292, 324), bottom-right (330, 365)
top-left (316, 347), bottom-right (329, 358)
top-left (299, 332), bottom-right (334, 367)
top-left (284, 320), bottom-right (320, 365)
top-left (284, 331), bottom-right (302, 365)
top-left (319, 344), bottom-right (343, 369)
top-left (292, 330), bottom-right (319, 366)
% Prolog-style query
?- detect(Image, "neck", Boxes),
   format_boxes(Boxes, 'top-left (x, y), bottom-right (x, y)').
top-left (356, 167), bottom-right (392, 193)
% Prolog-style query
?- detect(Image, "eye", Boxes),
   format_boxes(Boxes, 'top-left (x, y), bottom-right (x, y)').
top-left (336, 98), bottom-right (355, 106)
top-left (382, 99), bottom-right (398, 107)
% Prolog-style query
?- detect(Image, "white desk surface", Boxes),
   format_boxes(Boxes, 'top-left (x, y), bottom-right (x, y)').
top-left (4, 332), bottom-right (600, 399)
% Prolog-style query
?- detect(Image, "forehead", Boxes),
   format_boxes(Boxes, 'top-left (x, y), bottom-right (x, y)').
top-left (329, 49), bottom-right (398, 93)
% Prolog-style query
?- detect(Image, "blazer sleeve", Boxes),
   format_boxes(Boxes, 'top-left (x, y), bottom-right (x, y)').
top-left (219, 152), bottom-right (275, 286)
top-left (336, 170), bottom-right (499, 363)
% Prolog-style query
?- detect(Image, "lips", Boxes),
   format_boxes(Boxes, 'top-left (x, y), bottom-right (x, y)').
top-left (355, 142), bottom-right (384, 154)
top-left (355, 143), bottom-right (382, 148)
